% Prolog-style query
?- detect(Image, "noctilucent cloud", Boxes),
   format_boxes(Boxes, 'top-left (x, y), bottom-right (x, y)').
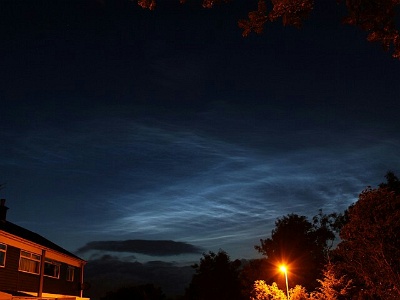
top-left (1, 0), bottom-right (399, 265)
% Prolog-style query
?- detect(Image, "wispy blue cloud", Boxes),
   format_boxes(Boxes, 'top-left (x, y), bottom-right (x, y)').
top-left (2, 109), bottom-right (399, 261)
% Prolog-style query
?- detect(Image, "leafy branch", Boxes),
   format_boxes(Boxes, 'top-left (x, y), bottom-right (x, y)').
top-left (135, 0), bottom-right (400, 59)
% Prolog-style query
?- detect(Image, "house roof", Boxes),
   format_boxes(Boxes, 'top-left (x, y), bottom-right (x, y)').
top-left (0, 220), bottom-right (84, 261)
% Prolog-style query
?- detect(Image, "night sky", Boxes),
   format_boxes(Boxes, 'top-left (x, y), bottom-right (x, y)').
top-left (1, 0), bottom-right (400, 270)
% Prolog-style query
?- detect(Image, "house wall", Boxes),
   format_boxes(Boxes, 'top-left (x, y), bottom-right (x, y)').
top-left (0, 245), bottom-right (28, 291)
top-left (0, 244), bottom-right (82, 297)
top-left (43, 263), bottom-right (81, 296)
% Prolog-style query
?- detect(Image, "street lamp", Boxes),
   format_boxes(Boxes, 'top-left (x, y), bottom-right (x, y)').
top-left (279, 265), bottom-right (289, 300)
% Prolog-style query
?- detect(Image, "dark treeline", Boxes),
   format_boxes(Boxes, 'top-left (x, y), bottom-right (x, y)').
top-left (96, 172), bottom-right (400, 300)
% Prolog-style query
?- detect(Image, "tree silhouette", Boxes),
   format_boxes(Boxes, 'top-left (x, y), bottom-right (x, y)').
top-left (100, 284), bottom-right (167, 300)
top-left (184, 250), bottom-right (244, 300)
top-left (379, 171), bottom-right (400, 194)
top-left (137, 0), bottom-right (400, 59)
top-left (240, 258), bottom-right (273, 299)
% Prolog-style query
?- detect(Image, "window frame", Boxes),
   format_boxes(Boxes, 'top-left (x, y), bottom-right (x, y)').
top-left (44, 258), bottom-right (61, 279)
top-left (19, 250), bottom-right (41, 274)
top-left (66, 266), bottom-right (75, 282)
top-left (0, 243), bottom-right (6, 267)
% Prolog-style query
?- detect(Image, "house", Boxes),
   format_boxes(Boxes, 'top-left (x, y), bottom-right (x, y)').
top-left (0, 199), bottom-right (89, 300)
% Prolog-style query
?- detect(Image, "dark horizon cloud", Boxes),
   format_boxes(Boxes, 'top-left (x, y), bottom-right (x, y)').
top-left (76, 239), bottom-right (203, 256)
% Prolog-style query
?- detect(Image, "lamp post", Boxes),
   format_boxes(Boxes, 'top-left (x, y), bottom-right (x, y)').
top-left (279, 265), bottom-right (289, 300)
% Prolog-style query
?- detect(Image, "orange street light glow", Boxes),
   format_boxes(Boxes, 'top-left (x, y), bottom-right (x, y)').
top-left (279, 265), bottom-right (287, 273)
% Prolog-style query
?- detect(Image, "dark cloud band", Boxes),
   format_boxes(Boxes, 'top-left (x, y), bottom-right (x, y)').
top-left (77, 239), bottom-right (202, 256)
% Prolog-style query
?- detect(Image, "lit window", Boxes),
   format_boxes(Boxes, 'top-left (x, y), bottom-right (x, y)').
top-left (44, 259), bottom-right (60, 279)
top-left (67, 266), bottom-right (75, 282)
top-left (0, 243), bottom-right (6, 267)
top-left (19, 251), bottom-right (41, 274)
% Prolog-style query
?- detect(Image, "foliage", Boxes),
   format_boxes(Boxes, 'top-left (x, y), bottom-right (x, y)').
top-left (251, 281), bottom-right (312, 300)
top-left (309, 263), bottom-right (353, 300)
top-left (334, 183), bottom-right (400, 299)
top-left (255, 213), bottom-right (335, 291)
top-left (239, 0), bottom-right (314, 33)
top-left (137, 0), bottom-right (230, 10)
top-left (250, 280), bottom-right (287, 300)
top-left (289, 285), bottom-right (309, 300)
top-left (100, 284), bottom-right (167, 300)
top-left (249, 265), bottom-right (353, 300)
top-left (340, 0), bottom-right (400, 59)
top-left (136, 0), bottom-right (400, 59)
top-left (184, 250), bottom-right (244, 300)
